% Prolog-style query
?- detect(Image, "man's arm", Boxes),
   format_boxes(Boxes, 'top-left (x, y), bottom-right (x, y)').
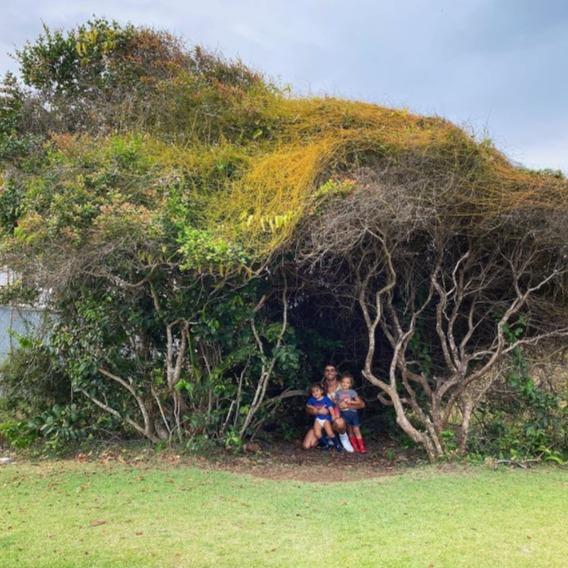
top-left (306, 404), bottom-right (328, 416)
top-left (327, 399), bottom-right (341, 420)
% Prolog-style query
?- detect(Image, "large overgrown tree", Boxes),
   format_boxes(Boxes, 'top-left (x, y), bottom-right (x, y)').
top-left (1, 19), bottom-right (567, 458)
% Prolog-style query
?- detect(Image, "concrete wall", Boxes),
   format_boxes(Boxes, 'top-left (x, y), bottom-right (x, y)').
top-left (0, 305), bottom-right (48, 362)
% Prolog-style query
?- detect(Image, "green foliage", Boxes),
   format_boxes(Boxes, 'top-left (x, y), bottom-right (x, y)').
top-left (4, 18), bottom-right (566, 268)
top-left (178, 227), bottom-right (249, 272)
top-left (0, 175), bottom-right (24, 233)
top-left (408, 327), bottom-right (433, 379)
top-left (223, 427), bottom-right (245, 450)
top-left (440, 429), bottom-right (458, 452)
top-left (13, 18), bottom-right (269, 143)
top-left (17, 19), bottom-right (137, 96)
top-left (0, 419), bottom-right (38, 448)
top-left (31, 404), bottom-right (89, 451)
top-left (384, 447), bottom-right (396, 461)
top-left (0, 405), bottom-right (96, 453)
top-left (0, 335), bottom-right (70, 417)
top-left (313, 177), bottom-right (356, 201)
top-left (0, 333), bottom-right (124, 451)
top-left (470, 348), bottom-right (567, 461)
top-left (0, 73), bottom-right (42, 162)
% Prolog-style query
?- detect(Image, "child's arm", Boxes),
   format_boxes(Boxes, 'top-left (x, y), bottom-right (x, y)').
top-left (307, 403), bottom-right (329, 415)
top-left (349, 395), bottom-right (365, 410)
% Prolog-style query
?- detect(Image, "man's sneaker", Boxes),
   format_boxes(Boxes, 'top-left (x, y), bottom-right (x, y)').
top-left (339, 432), bottom-right (354, 453)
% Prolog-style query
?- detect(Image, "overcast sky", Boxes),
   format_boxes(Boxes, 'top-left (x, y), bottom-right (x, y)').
top-left (1, 0), bottom-right (566, 172)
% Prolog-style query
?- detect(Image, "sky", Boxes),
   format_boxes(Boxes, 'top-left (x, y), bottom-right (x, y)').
top-left (1, 0), bottom-right (567, 172)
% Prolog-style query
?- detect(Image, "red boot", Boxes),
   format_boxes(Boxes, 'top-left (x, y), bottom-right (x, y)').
top-left (357, 436), bottom-right (367, 454)
top-left (349, 436), bottom-right (361, 453)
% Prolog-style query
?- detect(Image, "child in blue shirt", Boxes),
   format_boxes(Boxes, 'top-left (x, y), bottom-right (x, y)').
top-left (306, 383), bottom-right (337, 450)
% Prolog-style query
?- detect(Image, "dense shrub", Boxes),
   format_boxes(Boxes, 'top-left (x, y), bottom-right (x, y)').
top-left (470, 348), bottom-right (567, 461)
top-left (0, 335), bottom-right (121, 450)
top-left (0, 335), bottom-right (69, 417)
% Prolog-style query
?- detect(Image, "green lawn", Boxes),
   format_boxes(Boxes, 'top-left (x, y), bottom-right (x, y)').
top-left (0, 461), bottom-right (566, 567)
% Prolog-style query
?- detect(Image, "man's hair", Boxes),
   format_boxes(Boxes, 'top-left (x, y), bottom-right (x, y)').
top-left (324, 363), bottom-right (336, 370)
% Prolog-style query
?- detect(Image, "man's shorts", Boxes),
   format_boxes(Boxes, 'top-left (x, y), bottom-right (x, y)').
top-left (341, 410), bottom-right (360, 427)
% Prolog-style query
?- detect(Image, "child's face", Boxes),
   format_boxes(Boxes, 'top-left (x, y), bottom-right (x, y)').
top-left (340, 377), bottom-right (352, 390)
top-left (311, 386), bottom-right (323, 398)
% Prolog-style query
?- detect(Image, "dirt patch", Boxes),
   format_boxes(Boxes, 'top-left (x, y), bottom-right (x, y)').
top-left (194, 440), bottom-right (423, 482)
top-left (63, 439), bottom-right (423, 482)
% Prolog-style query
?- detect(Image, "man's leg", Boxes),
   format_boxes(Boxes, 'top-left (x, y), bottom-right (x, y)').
top-left (333, 417), bottom-right (354, 452)
top-left (302, 427), bottom-right (318, 450)
top-left (333, 417), bottom-right (347, 434)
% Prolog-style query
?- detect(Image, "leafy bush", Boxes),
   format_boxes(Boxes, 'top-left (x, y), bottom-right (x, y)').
top-left (0, 419), bottom-right (38, 448)
top-left (469, 348), bottom-right (567, 461)
top-left (31, 404), bottom-right (89, 451)
top-left (0, 335), bottom-right (70, 417)
top-left (0, 405), bottom-right (95, 452)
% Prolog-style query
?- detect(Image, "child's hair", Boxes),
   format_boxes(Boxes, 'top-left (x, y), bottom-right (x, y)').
top-left (309, 382), bottom-right (324, 395)
top-left (340, 371), bottom-right (354, 385)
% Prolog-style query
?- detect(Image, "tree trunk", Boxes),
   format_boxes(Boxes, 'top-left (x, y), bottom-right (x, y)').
top-left (457, 398), bottom-right (474, 455)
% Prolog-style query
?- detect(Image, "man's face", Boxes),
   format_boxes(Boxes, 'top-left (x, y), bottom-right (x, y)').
top-left (324, 366), bottom-right (337, 382)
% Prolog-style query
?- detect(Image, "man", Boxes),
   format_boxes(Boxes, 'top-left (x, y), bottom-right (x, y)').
top-left (302, 364), bottom-right (363, 451)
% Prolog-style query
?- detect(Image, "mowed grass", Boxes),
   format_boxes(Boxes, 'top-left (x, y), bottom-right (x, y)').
top-left (0, 461), bottom-right (567, 567)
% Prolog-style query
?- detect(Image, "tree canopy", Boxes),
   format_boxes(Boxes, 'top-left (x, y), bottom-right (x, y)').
top-left (1, 19), bottom-right (566, 458)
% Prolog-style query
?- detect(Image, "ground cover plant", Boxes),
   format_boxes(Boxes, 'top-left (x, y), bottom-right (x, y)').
top-left (0, 459), bottom-right (567, 567)
top-left (0, 19), bottom-right (567, 459)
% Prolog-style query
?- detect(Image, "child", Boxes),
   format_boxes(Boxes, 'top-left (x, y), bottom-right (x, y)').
top-left (335, 372), bottom-right (367, 453)
top-left (306, 383), bottom-right (341, 451)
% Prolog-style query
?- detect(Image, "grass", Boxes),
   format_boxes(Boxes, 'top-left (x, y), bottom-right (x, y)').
top-left (0, 462), bottom-right (566, 567)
